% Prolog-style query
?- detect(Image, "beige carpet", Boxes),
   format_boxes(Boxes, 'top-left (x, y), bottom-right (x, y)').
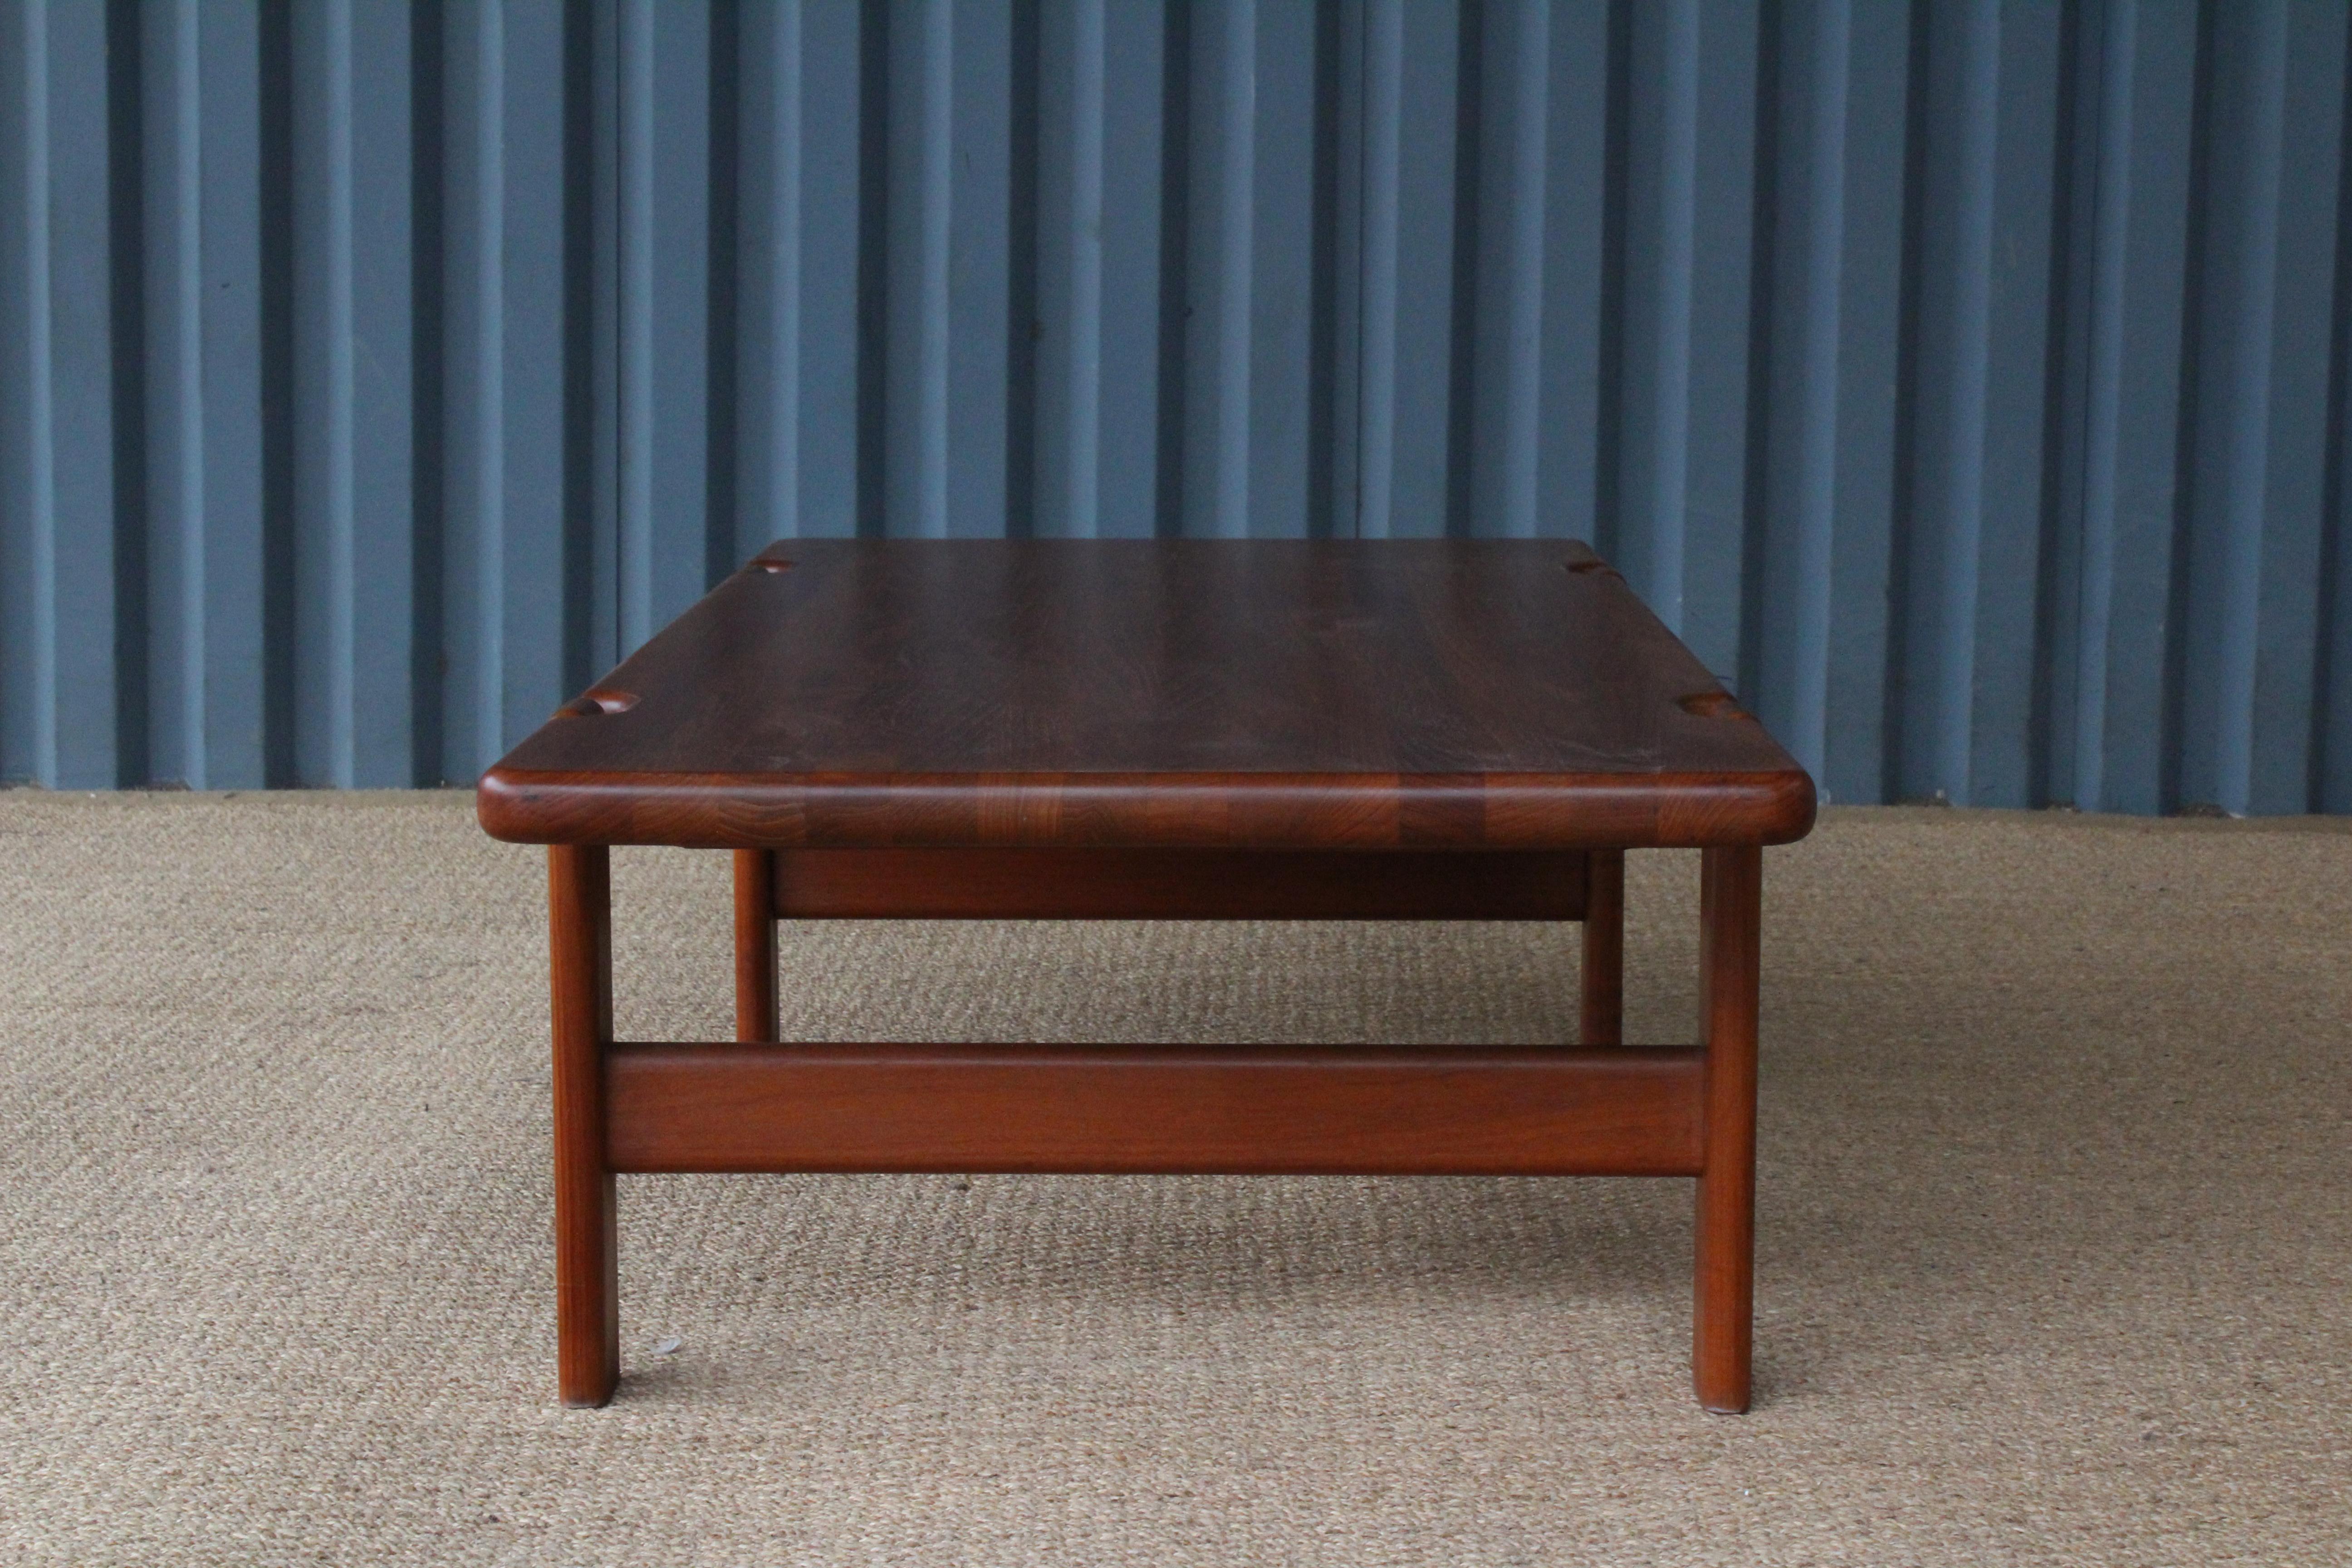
top-left (0, 793), bottom-right (2346, 1565)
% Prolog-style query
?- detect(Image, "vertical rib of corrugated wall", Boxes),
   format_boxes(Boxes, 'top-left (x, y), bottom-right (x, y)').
top-left (1, 0), bottom-right (2348, 811)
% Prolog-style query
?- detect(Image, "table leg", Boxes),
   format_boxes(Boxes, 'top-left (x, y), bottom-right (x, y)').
top-left (734, 849), bottom-right (780, 1044)
top-left (550, 844), bottom-right (619, 1407)
top-left (1694, 844), bottom-right (1760, 1413)
top-left (1580, 849), bottom-right (1624, 1045)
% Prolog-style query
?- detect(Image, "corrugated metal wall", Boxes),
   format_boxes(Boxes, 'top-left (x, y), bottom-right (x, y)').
top-left (3, 0), bottom-right (2350, 812)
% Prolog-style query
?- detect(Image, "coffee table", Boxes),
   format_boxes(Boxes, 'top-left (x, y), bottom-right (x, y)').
top-left (478, 539), bottom-right (1815, 1412)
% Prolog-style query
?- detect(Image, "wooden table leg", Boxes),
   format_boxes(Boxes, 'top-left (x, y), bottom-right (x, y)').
top-left (1580, 849), bottom-right (1624, 1045)
top-left (734, 849), bottom-right (780, 1044)
top-left (1694, 844), bottom-right (1760, 1413)
top-left (550, 844), bottom-right (619, 1407)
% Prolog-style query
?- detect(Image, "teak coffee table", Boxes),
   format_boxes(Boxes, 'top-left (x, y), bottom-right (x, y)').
top-left (478, 539), bottom-right (1815, 1412)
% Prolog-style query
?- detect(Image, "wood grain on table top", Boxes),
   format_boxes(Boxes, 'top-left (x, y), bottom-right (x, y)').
top-left (479, 540), bottom-right (1815, 850)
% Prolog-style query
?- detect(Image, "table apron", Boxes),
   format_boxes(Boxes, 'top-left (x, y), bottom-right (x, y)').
top-left (768, 847), bottom-right (1592, 921)
top-left (604, 1043), bottom-right (1705, 1176)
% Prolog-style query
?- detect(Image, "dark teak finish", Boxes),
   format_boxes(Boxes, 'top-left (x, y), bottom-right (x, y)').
top-left (480, 540), bottom-right (1815, 1412)
top-left (479, 540), bottom-right (1813, 849)
top-left (606, 1044), bottom-right (1704, 1175)
top-left (765, 847), bottom-right (1591, 921)
top-left (732, 848), bottom-right (779, 1044)
top-left (1580, 848), bottom-right (1625, 1047)
top-left (547, 844), bottom-right (617, 1406)
top-left (1696, 844), bottom-right (1763, 1412)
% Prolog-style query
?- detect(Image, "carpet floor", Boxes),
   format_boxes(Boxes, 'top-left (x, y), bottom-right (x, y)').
top-left (0, 792), bottom-right (2346, 1566)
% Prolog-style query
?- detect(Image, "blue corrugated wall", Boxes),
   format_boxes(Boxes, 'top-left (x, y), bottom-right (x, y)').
top-left (2, 0), bottom-right (2349, 813)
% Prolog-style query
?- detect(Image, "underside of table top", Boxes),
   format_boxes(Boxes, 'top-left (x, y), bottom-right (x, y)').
top-left (478, 540), bottom-right (1815, 850)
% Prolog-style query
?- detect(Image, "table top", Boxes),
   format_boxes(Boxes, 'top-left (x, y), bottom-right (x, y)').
top-left (477, 539), bottom-right (1815, 850)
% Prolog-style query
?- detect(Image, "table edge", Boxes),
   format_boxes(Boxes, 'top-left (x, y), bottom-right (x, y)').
top-left (476, 766), bottom-right (1818, 850)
